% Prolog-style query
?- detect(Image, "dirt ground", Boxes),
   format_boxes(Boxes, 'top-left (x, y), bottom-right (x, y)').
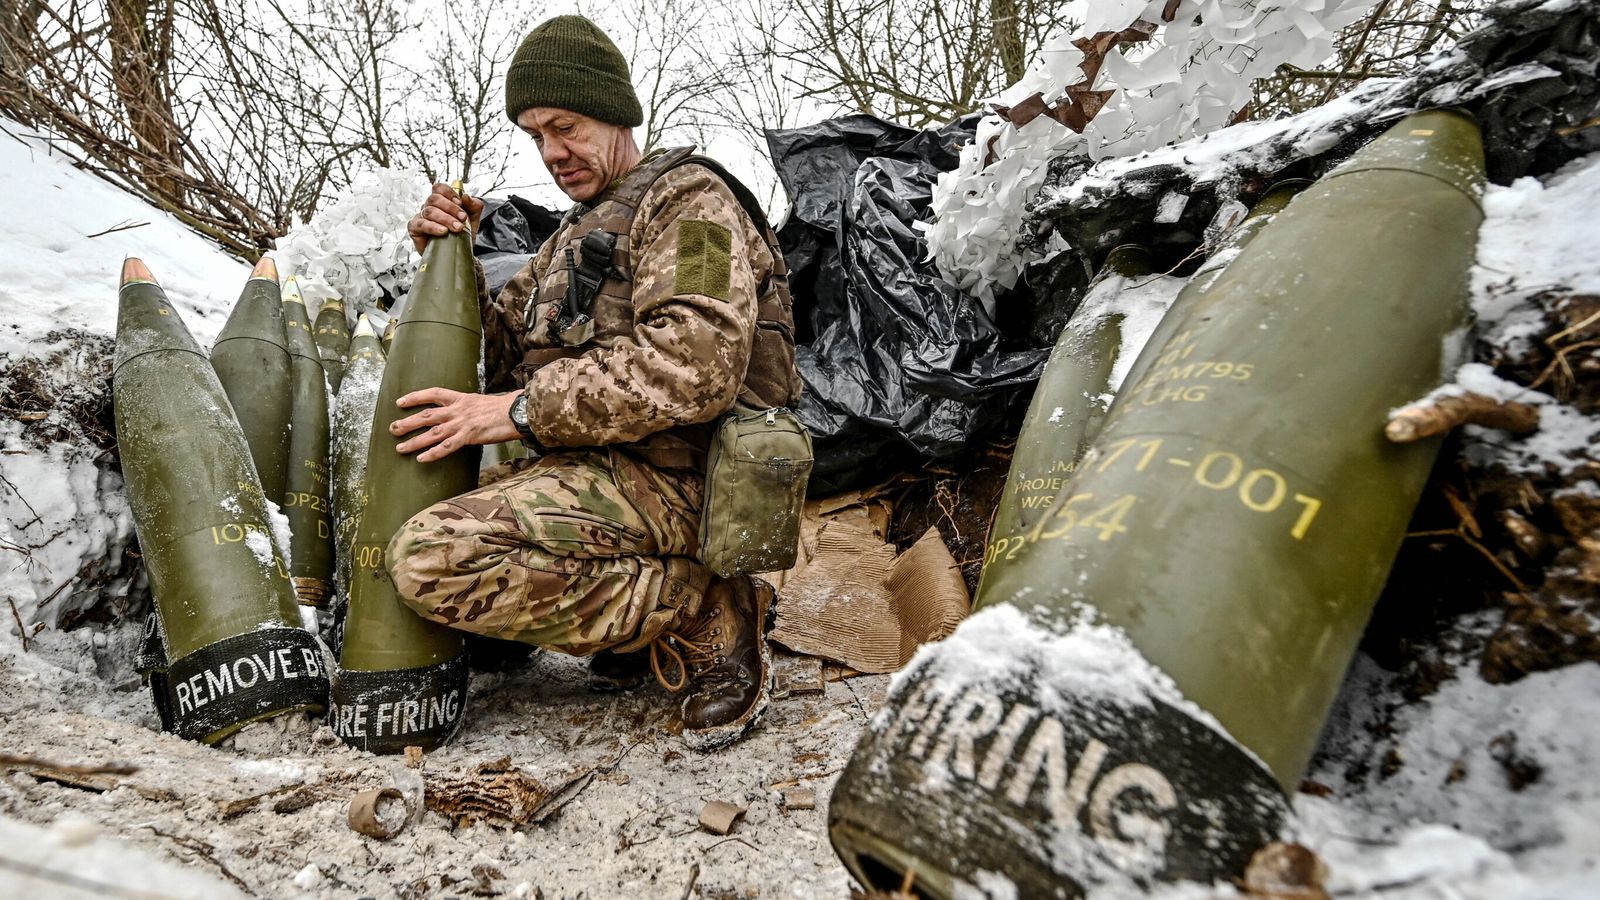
top-left (0, 639), bottom-right (888, 900)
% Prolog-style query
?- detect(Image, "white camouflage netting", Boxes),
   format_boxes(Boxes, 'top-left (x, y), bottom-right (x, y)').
top-left (927, 0), bottom-right (1380, 304)
top-left (271, 168), bottom-right (431, 315)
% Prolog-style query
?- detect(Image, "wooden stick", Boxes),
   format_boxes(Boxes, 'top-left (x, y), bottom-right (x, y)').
top-left (1386, 392), bottom-right (1540, 444)
top-left (6, 599), bottom-right (29, 653)
top-left (86, 220), bottom-right (150, 239)
top-left (0, 752), bottom-right (138, 776)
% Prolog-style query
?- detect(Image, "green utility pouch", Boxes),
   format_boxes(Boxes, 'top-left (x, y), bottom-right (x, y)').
top-left (699, 405), bottom-right (813, 576)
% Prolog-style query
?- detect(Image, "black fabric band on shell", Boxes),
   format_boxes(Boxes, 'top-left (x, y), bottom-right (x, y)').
top-left (828, 664), bottom-right (1289, 896)
top-left (138, 612), bottom-right (175, 732)
top-left (328, 654), bottom-right (470, 754)
top-left (162, 627), bottom-right (330, 743)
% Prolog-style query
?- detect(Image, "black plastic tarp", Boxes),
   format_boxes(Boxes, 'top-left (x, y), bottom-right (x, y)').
top-left (769, 115), bottom-right (1046, 492)
top-left (473, 195), bottom-right (562, 297)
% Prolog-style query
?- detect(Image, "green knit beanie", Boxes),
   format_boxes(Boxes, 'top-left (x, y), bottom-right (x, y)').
top-left (504, 16), bottom-right (643, 127)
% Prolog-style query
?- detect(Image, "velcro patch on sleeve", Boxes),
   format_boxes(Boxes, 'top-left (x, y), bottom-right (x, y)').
top-left (674, 219), bottom-right (733, 301)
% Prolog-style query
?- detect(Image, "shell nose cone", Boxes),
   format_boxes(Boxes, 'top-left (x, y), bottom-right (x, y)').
top-left (214, 260), bottom-right (289, 351)
top-left (120, 257), bottom-right (158, 287)
top-left (114, 273), bottom-right (205, 371)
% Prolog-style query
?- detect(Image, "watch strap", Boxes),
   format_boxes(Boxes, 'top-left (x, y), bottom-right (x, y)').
top-left (509, 392), bottom-right (544, 453)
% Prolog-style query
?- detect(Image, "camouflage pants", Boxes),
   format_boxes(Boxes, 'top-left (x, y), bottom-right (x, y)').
top-left (387, 448), bottom-right (711, 656)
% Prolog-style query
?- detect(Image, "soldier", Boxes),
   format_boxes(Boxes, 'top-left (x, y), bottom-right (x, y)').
top-left (393, 15), bottom-right (801, 750)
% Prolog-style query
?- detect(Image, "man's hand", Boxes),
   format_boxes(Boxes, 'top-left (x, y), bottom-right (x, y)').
top-left (407, 183), bottom-right (486, 255)
top-left (391, 388), bottom-right (520, 463)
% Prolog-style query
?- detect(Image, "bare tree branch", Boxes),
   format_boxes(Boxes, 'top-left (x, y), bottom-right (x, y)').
top-left (0, 0), bottom-right (533, 256)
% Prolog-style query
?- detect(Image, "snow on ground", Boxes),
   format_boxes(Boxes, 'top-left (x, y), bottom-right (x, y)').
top-left (0, 118), bottom-right (247, 634)
top-left (1472, 152), bottom-right (1600, 351)
top-left (1446, 153), bottom-right (1600, 477)
top-left (0, 814), bottom-right (248, 898)
top-left (0, 120), bottom-right (246, 357)
top-left (1297, 649), bottom-right (1600, 900)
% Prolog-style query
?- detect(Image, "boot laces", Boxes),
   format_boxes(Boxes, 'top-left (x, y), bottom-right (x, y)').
top-left (650, 629), bottom-right (721, 693)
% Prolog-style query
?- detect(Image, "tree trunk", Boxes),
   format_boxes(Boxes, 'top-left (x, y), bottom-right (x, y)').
top-left (0, 0), bottom-right (44, 120)
top-left (107, 0), bottom-right (182, 200)
top-left (991, 0), bottom-right (1027, 84)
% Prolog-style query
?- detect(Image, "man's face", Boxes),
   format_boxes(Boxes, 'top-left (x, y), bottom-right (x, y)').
top-left (516, 107), bottom-right (630, 203)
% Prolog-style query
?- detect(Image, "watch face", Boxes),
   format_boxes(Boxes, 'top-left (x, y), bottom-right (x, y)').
top-left (510, 394), bottom-right (528, 426)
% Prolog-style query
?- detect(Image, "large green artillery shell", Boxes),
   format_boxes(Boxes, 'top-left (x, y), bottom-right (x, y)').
top-left (332, 186), bottom-right (480, 754)
top-left (209, 257), bottom-right (292, 505)
top-left (281, 276), bottom-right (336, 608)
top-left (827, 110), bottom-right (1486, 898)
top-left (990, 184), bottom-right (1305, 556)
top-left (986, 246), bottom-right (1153, 553)
top-left (113, 259), bottom-right (327, 745)
top-left (331, 315), bottom-right (386, 606)
top-left (314, 297), bottom-right (352, 394)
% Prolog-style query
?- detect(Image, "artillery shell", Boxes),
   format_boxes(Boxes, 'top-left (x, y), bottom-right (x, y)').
top-left (314, 297), bottom-right (352, 394)
top-left (332, 185), bottom-right (480, 754)
top-left (828, 110), bottom-right (1487, 898)
top-left (114, 259), bottom-right (327, 744)
top-left (985, 245), bottom-right (1154, 554)
top-left (282, 276), bottom-right (335, 608)
top-left (331, 315), bottom-right (386, 610)
top-left (209, 257), bottom-right (292, 504)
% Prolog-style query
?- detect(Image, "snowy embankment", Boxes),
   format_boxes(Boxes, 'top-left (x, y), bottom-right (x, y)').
top-left (0, 120), bottom-right (245, 645)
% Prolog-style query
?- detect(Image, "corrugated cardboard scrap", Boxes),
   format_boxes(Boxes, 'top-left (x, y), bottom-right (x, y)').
top-left (768, 492), bottom-right (969, 673)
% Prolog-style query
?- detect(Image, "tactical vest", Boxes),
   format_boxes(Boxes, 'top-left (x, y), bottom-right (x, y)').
top-left (513, 147), bottom-right (802, 471)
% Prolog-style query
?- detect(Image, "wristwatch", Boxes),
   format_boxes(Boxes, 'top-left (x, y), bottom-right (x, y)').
top-left (507, 392), bottom-right (544, 452)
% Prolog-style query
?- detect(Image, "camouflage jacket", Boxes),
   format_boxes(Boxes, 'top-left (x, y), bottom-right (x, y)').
top-left (478, 148), bottom-right (799, 471)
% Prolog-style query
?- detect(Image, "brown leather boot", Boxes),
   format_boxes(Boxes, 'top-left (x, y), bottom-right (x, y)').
top-left (651, 575), bottom-right (773, 751)
top-left (586, 648), bottom-right (651, 692)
